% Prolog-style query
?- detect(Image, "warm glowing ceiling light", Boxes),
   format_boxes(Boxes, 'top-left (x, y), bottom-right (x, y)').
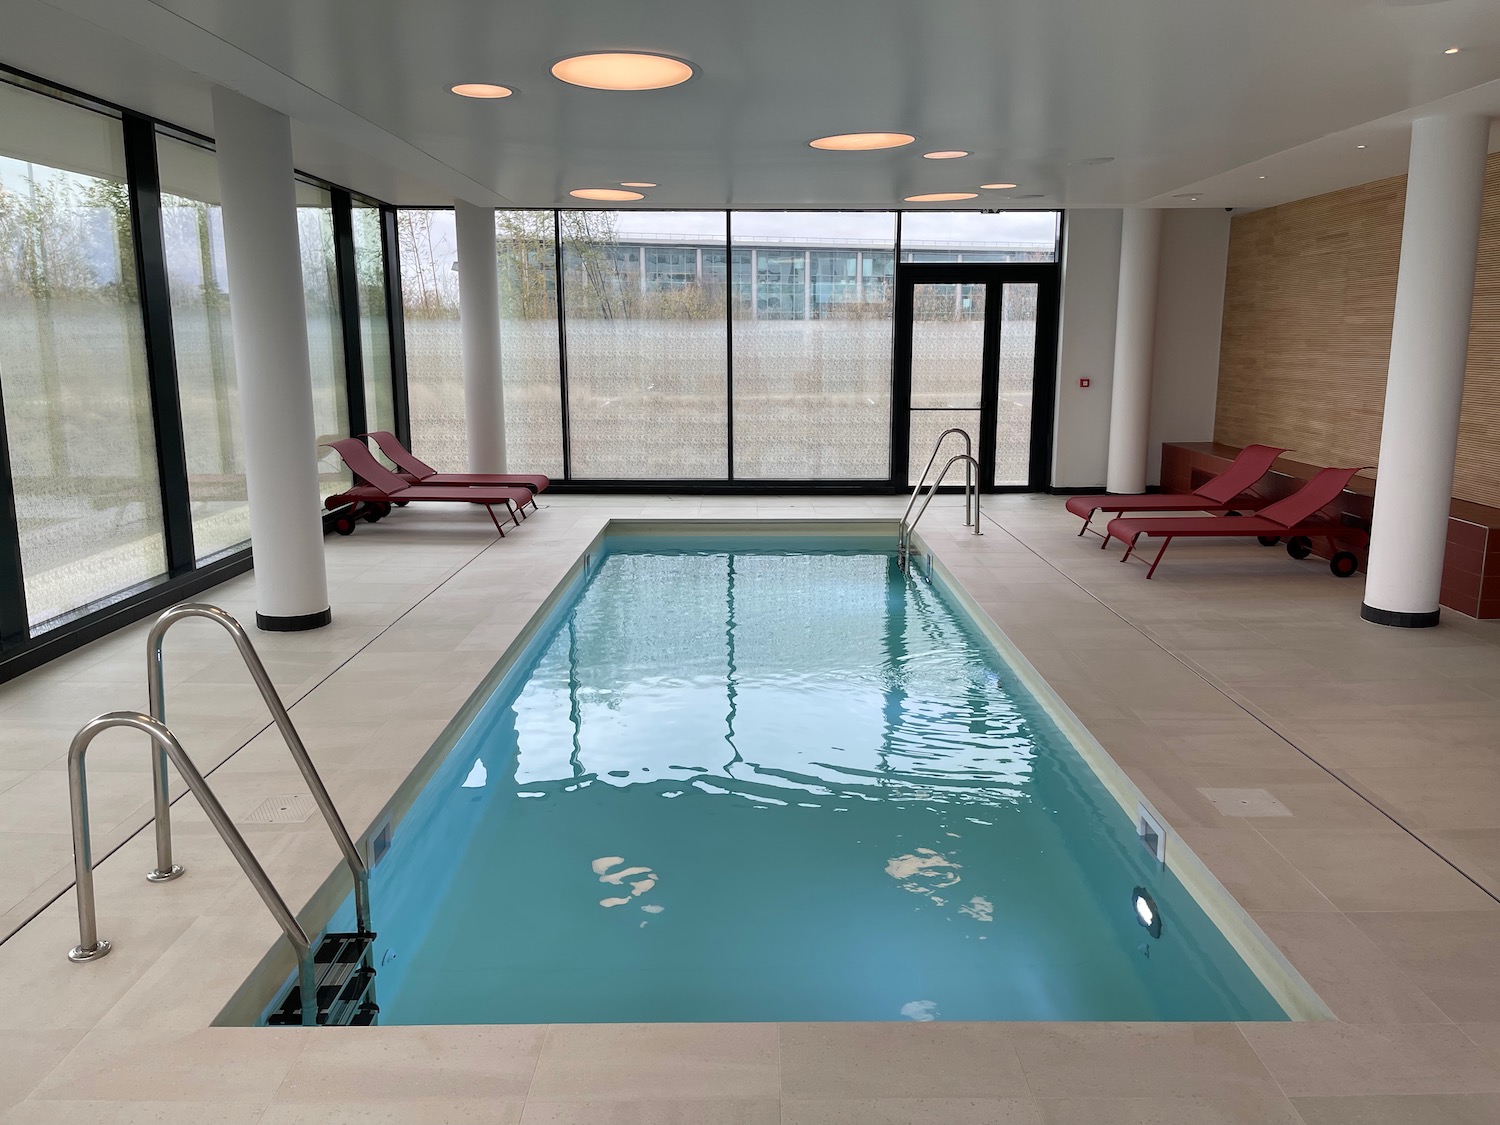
top-left (904, 192), bottom-right (979, 202)
top-left (619, 181), bottom-right (657, 188)
top-left (450, 83), bottom-right (514, 99)
top-left (570, 188), bottom-right (645, 201)
top-left (980, 182), bottom-right (1017, 190)
top-left (923, 150), bottom-right (969, 160)
top-left (809, 132), bottom-right (916, 151)
top-left (1444, 46), bottom-right (1461, 54)
top-left (551, 52), bottom-right (694, 91)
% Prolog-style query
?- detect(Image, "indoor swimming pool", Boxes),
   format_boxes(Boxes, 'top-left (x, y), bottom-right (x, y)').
top-left (276, 532), bottom-right (1295, 1025)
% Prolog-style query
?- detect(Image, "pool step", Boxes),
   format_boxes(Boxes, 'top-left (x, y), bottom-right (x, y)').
top-left (267, 931), bottom-right (378, 1026)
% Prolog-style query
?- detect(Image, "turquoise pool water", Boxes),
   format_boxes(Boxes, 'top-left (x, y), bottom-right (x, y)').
top-left (314, 536), bottom-right (1287, 1024)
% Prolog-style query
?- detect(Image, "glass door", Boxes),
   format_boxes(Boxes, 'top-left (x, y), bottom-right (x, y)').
top-left (894, 263), bottom-right (1059, 491)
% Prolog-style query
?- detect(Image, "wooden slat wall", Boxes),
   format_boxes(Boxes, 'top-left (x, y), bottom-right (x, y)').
top-left (1216, 152), bottom-right (1500, 508)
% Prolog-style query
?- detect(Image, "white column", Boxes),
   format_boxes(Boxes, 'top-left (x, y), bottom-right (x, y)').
top-left (455, 200), bottom-right (506, 473)
top-left (1105, 208), bottom-right (1163, 494)
top-left (1362, 114), bottom-right (1490, 628)
top-left (211, 86), bottom-right (330, 631)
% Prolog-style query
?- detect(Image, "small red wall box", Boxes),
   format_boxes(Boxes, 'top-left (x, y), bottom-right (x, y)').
top-left (1079, 378), bottom-right (1091, 388)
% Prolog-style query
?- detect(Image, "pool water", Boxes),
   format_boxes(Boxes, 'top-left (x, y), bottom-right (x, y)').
top-left (324, 538), bottom-right (1287, 1024)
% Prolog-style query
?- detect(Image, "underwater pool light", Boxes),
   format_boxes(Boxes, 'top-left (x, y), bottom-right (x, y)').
top-left (1132, 886), bottom-right (1162, 939)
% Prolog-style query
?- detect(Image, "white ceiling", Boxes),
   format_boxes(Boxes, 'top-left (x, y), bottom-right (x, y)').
top-left (3, 0), bottom-right (1499, 210)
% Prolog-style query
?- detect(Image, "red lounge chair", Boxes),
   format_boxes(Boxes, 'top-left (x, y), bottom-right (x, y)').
top-left (1065, 444), bottom-right (1288, 544)
top-left (322, 438), bottom-right (533, 537)
top-left (365, 431), bottom-right (550, 496)
top-left (1105, 466), bottom-right (1370, 579)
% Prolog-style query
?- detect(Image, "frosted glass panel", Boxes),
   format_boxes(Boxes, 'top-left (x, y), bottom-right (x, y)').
top-left (731, 212), bottom-right (893, 480)
top-left (158, 133), bottom-right (248, 561)
top-left (909, 410), bottom-right (980, 488)
top-left (397, 208), bottom-right (465, 469)
top-left (0, 82), bottom-right (166, 628)
top-left (296, 183), bottom-right (350, 501)
top-left (496, 210), bottom-right (563, 477)
top-left (561, 211), bottom-right (727, 479)
top-left (910, 283), bottom-right (984, 409)
top-left (351, 201), bottom-right (393, 444)
top-left (995, 283), bottom-right (1039, 487)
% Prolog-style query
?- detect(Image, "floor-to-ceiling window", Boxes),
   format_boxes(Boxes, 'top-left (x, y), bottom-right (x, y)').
top-left (351, 198), bottom-right (394, 442)
top-left (0, 81), bottom-right (166, 627)
top-left (396, 207), bottom-right (465, 468)
top-left (297, 181), bottom-right (351, 502)
top-left (496, 210), bottom-right (564, 477)
top-left (561, 211), bottom-right (727, 479)
top-left (395, 206), bottom-right (1060, 489)
top-left (732, 213), bottom-right (896, 479)
top-left (157, 130), bottom-right (247, 561)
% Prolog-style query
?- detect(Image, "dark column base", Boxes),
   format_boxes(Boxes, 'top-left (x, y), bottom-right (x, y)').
top-left (1360, 603), bottom-right (1440, 629)
top-left (256, 607), bottom-right (333, 632)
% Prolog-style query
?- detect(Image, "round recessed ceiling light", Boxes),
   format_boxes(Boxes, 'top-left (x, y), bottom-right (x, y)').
top-left (1444, 46), bottom-right (1461, 54)
top-left (809, 132), bottom-right (916, 151)
top-left (619, 181), bottom-right (657, 188)
top-left (450, 83), bottom-right (514, 99)
top-left (923, 150), bottom-right (969, 160)
top-left (1356, 144), bottom-right (1367, 149)
top-left (551, 52), bottom-right (694, 91)
top-left (904, 192), bottom-right (979, 202)
top-left (570, 188), bottom-right (645, 201)
top-left (980, 182), bottom-right (1018, 190)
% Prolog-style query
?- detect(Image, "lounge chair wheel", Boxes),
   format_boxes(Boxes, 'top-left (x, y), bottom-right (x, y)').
top-left (362, 507), bottom-right (382, 523)
top-left (376, 501), bottom-right (393, 518)
top-left (395, 500), bottom-right (410, 507)
top-left (1257, 535), bottom-right (1280, 547)
top-left (334, 514), bottom-right (357, 536)
top-left (1222, 510), bottom-right (1242, 519)
top-left (1330, 551), bottom-right (1358, 578)
top-left (1286, 535), bottom-right (1313, 560)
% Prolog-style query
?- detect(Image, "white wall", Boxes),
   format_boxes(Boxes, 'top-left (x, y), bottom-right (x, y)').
top-left (1145, 209), bottom-right (1232, 484)
top-left (1051, 207), bottom-right (1232, 488)
top-left (1051, 209), bottom-right (1122, 488)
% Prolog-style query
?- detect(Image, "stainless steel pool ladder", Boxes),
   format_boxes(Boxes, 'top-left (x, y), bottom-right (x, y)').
top-left (900, 429), bottom-right (982, 572)
top-left (65, 602), bottom-right (374, 1027)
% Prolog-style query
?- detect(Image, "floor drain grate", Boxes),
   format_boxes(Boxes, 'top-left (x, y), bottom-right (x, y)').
top-left (244, 794), bottom-right (318, 824)
top-left (1197, 787), bottom-right (1292, 817)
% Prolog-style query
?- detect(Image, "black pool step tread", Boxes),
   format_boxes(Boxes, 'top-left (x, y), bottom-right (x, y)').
top-left (267, 931), bottom-right (377, 1026)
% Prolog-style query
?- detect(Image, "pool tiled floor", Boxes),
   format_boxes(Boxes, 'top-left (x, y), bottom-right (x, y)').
top-left (0, 493), bottom-right (1495, 1124)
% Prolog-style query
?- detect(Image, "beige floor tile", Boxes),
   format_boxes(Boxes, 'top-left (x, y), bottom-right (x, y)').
top-left (1035, 1091), bottom-right (1301, 1125)
top-left (1248, 911), bottom-right (1448, 1023)
top-left (521, 1099), bottom-right (779, 1125)
top-left (1459, 1022), bottom-right (1500, 1061)
top-left (1177, 827), bottom-right (1338, 912)
top-left (1239, 1022), bottom-right (1500, 1096)
top-left (1347, 911), bottom-right (1500, 1023)
top-left (274, 1025), bottom-right (543, 1103)
top-left (28, 1026), bottom-right (306, 1102)
top-left (782, 1097), bottom-right (1041, 1124)
top-left (1010, 1023), bottom-right (1278, 1100)
top-left (0, 1100), bottom-right (268, 1125)
top-left (1343, 767), bottom-right (1500, 833)
top-left (0, 1030), bottom-right (83, 1113)
top-left (780, 1022), bottom-right (1028, 1100)
top-left (1290, 1093), bottom-right (1500, 1125)
top-left (1255, 828), bottom-right (1499, 913)
top-left (262, 1099), bottom-right (523, 1124)
top-left (527, 1023), bottom-right (779, 1101)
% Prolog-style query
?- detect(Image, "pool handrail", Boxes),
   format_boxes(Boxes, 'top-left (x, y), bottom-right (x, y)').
top-left (145, 602), bottom-right (371, 936)
top-left (901, 427), bottom-right (973, 533)
top-left (66, 710), bottom-right (320, 1026)
top-left (900, 453), bottom-right (983, 571)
